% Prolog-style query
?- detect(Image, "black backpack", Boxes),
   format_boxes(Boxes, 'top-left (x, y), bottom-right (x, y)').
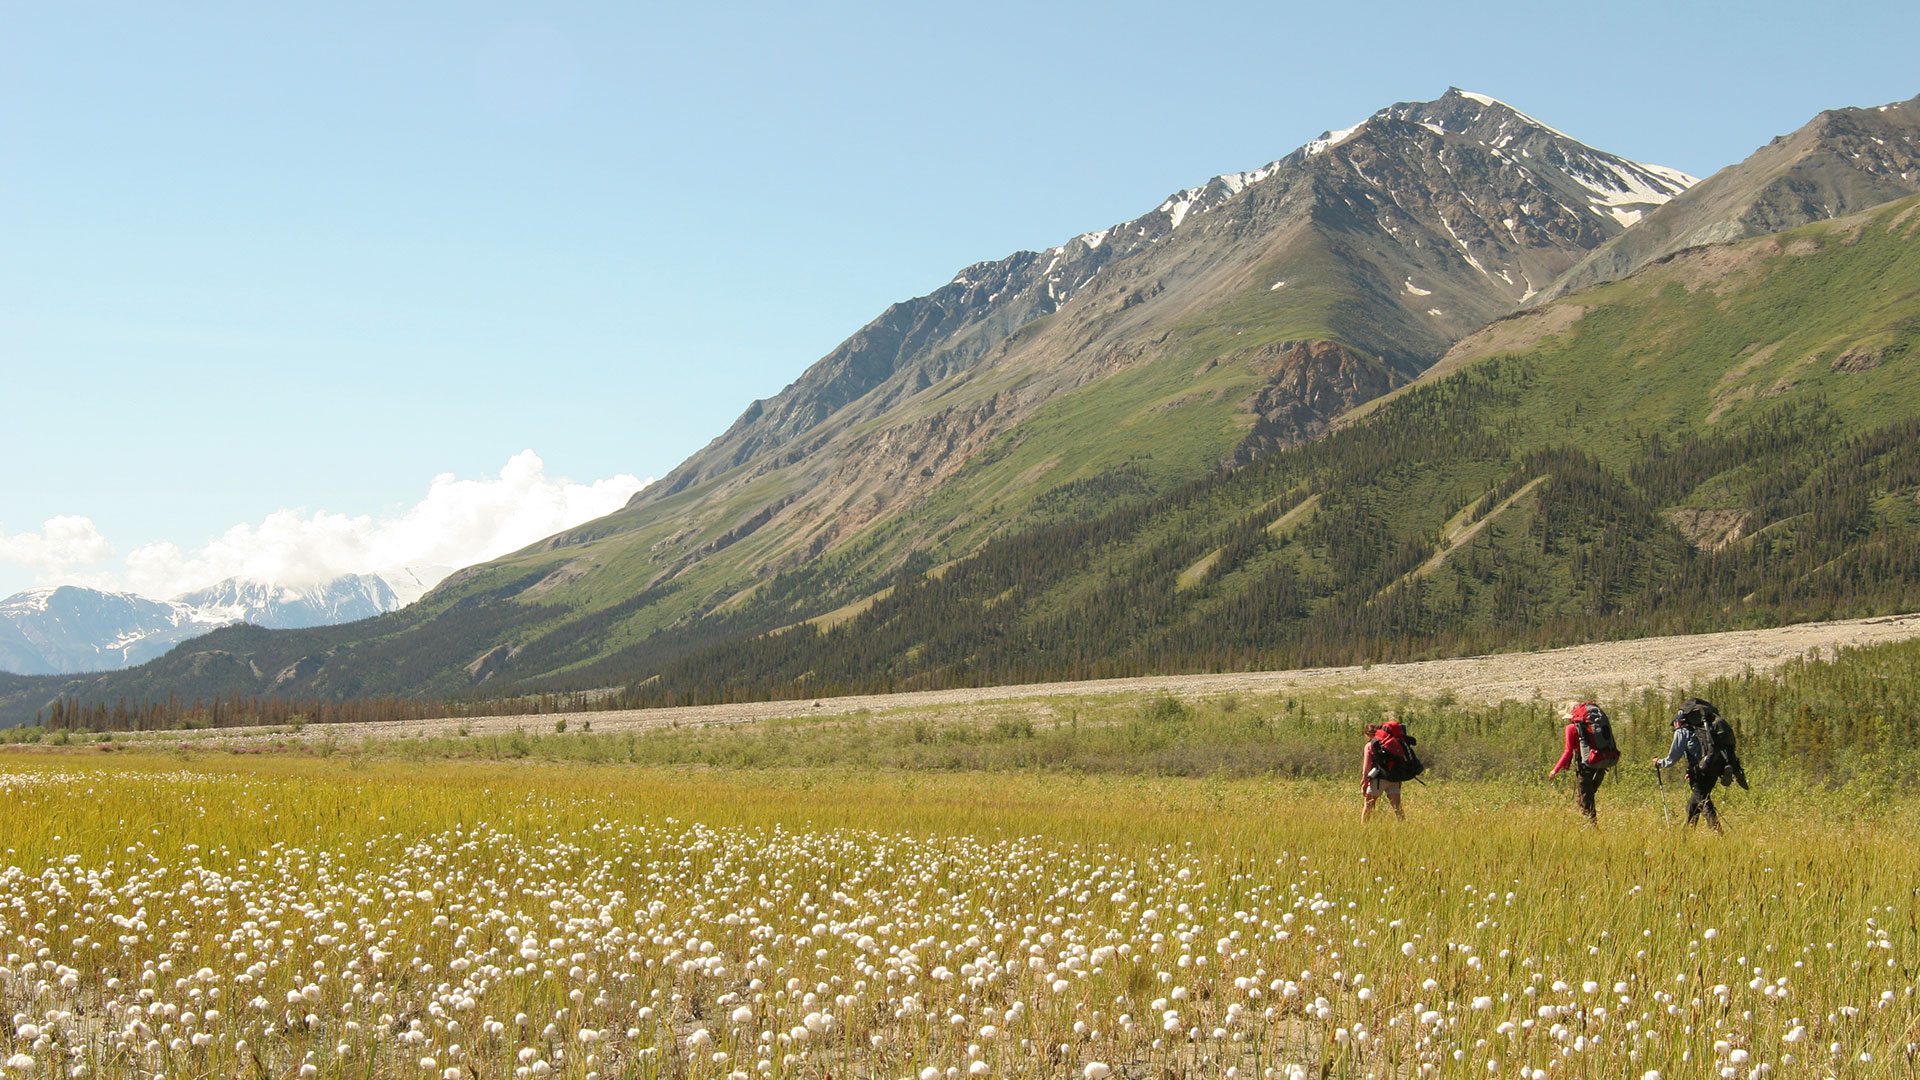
top-left (1680, 698), bottom-right (1749, 789)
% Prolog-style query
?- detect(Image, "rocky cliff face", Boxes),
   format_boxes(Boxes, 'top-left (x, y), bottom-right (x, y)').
top-left (1545, 94), bottom-right (1920, 299)
top-left (1227, 341), bottom-right (1407, 466)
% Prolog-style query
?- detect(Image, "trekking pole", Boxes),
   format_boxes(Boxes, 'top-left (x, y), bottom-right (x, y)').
top-left (1653, 764), bottom-right (1672, 826)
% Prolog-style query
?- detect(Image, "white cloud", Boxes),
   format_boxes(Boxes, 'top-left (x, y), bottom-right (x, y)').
top-left (0, 515), bottom-right (118, 579)
top-left (2, 451), bottom-right (648, 600)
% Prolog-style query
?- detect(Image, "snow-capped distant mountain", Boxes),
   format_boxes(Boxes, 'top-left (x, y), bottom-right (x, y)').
top-left (378, 565), bottom-right (453, 606)
top-left (0, 572), bottom-right (425, 675)
top-left (177, 574), bottom-right (398, 630)
top-left (0, 587), bottom-right (227, 675)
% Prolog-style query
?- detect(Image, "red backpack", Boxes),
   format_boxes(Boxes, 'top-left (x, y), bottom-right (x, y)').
top-left (1571, 703), bottom-right (1621, 771)
top-left (1370, 721), bottom-right (1424, 781)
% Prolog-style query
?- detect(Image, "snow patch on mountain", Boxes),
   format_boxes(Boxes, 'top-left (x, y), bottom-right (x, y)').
top-left (1453, 90), bottom-right (1577, 141)
top-left (1075, 227), bottom-right (1111, 250)
top-left (1306, 122), bottom-right (1368, 156)
top-left (1158, 189), bottom-right (1202, 229)
top-left (1565, 157), bottom-right (1699, 227)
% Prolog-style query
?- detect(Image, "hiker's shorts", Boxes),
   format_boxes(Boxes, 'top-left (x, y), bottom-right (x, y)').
top-left (1364, 778), bottom-right (1402, 798)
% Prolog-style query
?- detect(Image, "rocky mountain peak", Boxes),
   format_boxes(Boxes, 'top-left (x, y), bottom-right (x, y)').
top-left (177, 574), bottom-right (400, 629)
top-left (1265, 90), bottom-right (1695, 344)
top-left (1342, 89), bottom-right (1696, 228)
top-left (635, 89), bottom-right (1692, 510)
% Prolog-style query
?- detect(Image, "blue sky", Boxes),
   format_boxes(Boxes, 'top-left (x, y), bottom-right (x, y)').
top-left (5, 0), bottom-right (1918, 596)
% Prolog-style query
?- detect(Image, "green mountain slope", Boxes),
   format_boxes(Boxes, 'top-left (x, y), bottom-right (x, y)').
top-left (590, 195), bottom-right (1920, 702)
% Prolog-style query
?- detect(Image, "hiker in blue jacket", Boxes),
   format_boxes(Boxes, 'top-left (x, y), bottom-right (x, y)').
top-left (1653, 711), bottom-right (1723, 831)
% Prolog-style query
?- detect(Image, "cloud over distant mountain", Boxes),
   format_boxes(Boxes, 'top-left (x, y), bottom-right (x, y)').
top-left (1, 451), bottom-right (647, 599)
top-left (0, 516), bottom-right (116, 579)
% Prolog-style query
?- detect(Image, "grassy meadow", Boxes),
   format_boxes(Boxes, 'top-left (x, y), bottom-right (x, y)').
top-left (2, 745), bottom-right (1918, 1078)
top-left (5, 640), bottom-right (1920, 1077)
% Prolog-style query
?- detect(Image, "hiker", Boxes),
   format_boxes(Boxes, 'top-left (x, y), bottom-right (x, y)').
top-left (1362, 719), bottom-right (1421, 821)
top-left (1548, 701), bottom-right (1620, 824)
top-left (1653, 700), bottom-right (1729, 831)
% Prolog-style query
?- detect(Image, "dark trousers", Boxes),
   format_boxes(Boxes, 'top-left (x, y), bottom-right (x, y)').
top-left (1685, 770), bottom-right (1722, 830)
top-left (1574, 765), bottom-right (1604, 822)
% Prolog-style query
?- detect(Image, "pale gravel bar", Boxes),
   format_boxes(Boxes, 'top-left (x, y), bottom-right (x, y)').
top-left (131, 612), bottom-right (1920, 744)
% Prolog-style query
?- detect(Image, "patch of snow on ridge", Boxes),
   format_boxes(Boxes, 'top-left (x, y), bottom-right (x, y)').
top-left (1305, 121), bottom-right (1367, 156)
top-left (1270, 280), bottom-right (1287, 291)
top-left (0, 588), bottom-right (58, 614)
top-left (1216, 161), bottom-right (1282, 195)
top-left (1638, 162), bottom-right (1700, 188)
top-left (1156, 183), bottom-right (1215, 230)
top-left (1567, 157), bottom-right (1698, 225)
top-left (1452, 89), bottom-right (1577, 142)
top-left (1076, 228), bottom-right (1111, 250)
top-left (1403, 279), bottom-right (1432, 297)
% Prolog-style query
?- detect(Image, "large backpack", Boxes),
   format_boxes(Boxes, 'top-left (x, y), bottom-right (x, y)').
top-left (1572, 702), bottom-right (1621, 772)
top-left (1371, 721), bottom-right (1426, 782)
top-left (1682, 697), bottom-right (1748, 789)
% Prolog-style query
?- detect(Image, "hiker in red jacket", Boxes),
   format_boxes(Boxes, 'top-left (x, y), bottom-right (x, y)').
top-left (1362, 720), bottom-right (1419, 821)
top-left (1548, 701), bottom-right (1621, 824)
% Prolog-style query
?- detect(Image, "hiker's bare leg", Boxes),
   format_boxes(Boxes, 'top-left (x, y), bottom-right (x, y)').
top-left (1386, 791), bottom-right (1404, 820)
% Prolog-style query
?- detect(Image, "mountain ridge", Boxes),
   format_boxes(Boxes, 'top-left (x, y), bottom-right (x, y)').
top-left (1544, 93), bottom-right (1920, 299)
